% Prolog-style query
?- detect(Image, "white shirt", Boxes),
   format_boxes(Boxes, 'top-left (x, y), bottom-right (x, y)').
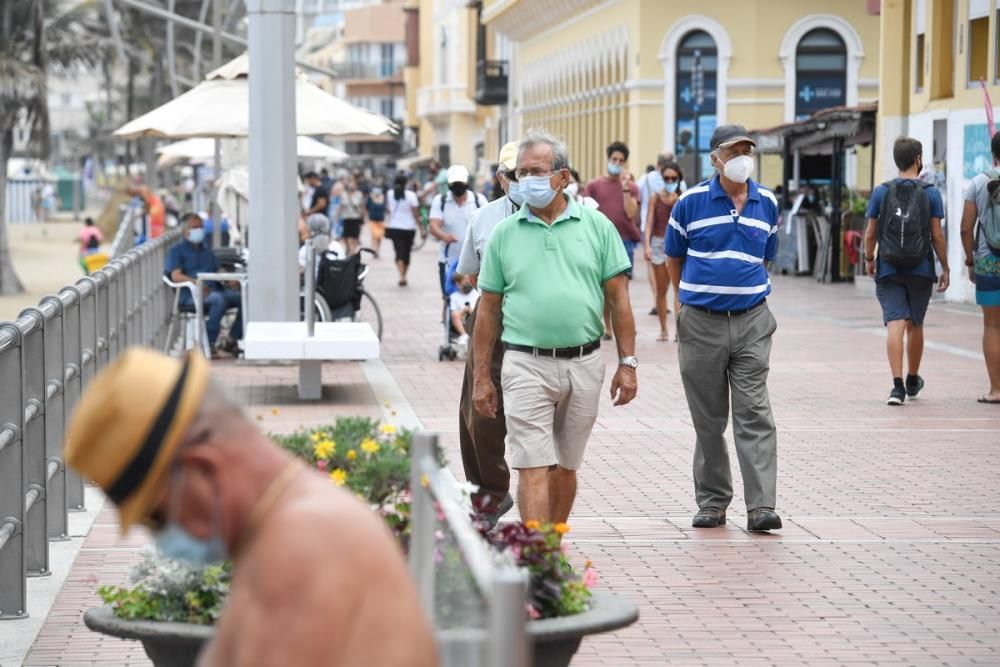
top-left (449, 287), bottom-right (481, 314)
top-left (386, 190), bottom-right (420, 231)
top-left (457, 196), bottom-right (518, 276)
top-left (430, 191), bottom-right (488, 263)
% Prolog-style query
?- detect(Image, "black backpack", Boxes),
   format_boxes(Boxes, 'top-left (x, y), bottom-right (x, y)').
top-left (877, 179), bottom-right (932, 268)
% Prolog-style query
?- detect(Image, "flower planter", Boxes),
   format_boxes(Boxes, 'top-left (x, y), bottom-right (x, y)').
top-left (84, 607), bottom-right (213, 667)
top-left (85, 591), bottom-right (637, 667)
top-left (528, 591), bottom-right (639, 667)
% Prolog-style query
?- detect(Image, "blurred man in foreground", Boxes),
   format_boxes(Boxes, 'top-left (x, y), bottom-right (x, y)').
top-left (65, 348), bottom-right (437, 667)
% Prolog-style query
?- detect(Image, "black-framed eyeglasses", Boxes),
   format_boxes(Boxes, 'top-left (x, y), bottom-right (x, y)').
top-left (514, 169), bottom-right (555, 181)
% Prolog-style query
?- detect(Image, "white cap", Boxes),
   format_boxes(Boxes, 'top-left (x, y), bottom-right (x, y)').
top-left (446, 165), bottom-right (470, 184)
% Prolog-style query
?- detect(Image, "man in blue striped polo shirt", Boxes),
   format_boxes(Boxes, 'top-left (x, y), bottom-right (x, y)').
top-left (665, 124), bottom-right (781, 532)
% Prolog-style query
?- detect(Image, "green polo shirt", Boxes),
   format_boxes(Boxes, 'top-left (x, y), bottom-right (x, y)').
top-left (478, 196), bottom-right (631, 348)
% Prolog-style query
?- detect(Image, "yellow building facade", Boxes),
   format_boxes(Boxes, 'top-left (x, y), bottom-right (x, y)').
top-left (404, 0), bottom-right (502, 179)
top-left (481, 0), bottom-right (881, 188)
top-left (877, 0), bottom-right (1000, 302)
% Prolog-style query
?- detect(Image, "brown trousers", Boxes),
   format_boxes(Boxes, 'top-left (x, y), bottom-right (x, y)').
top-left (459, 302), bottom-right (510, 510)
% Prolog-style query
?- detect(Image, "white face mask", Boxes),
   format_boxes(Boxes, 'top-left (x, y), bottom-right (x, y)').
top-left (565, 182), bottom-right (579, 199)
top-left (720, 155), bottom-right (754, 184)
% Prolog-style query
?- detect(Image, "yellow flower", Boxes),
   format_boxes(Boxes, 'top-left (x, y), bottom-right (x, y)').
top-left (379, 423), bottom-right (396, 436)
top-left (361, 438), bottom-right (380, 455)
top-left (313, 439), bottom-right (335, 460)
top-left (310, 432), bottom-right (322, 443)
top-left (553, 523), bottom-right (570, 535)
top-left (524, 520), bottom-right (541, 531)
top-left (420, 473), bottom-right (429, 488)
top-left (346, 449), bottom-right (358, 461)
top-left (329, 469), bottom-right (347, 486)
top-left (271, 408), bottom-right (279, 416)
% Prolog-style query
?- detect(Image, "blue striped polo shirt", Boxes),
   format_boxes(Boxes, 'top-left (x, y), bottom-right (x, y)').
top-left (665, 175), bottom-right (779, 311)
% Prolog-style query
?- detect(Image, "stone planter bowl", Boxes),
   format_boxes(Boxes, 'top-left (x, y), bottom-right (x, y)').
top-left (85, 590), bottom-right (638, 667)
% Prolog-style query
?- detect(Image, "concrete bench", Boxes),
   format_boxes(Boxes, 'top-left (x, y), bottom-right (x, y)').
top-left (243, 321), bottom-right (380, 399)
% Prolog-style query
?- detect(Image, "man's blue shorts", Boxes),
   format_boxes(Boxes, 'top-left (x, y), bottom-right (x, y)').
top-left (622, 239), bottom-right (638, 278)
top-left (875, 274), bottom-right (934, 326)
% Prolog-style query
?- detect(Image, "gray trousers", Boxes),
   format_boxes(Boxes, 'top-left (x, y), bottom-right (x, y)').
top-left (677, 302), bottom-right (778, 511)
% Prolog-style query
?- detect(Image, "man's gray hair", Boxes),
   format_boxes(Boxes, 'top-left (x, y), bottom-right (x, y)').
top-left (518, 129), bottom-right (570, 171)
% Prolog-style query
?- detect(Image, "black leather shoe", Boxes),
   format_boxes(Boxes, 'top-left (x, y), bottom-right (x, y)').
top-left (747, 508), bottom-right (782, 531)
top-left (691, 507), bottom-right (726, 528)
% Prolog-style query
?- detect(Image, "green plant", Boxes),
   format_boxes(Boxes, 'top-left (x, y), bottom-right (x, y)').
top-left (98, 552), bottom-right (230, 625)
top-left (100, 418), bottom-right (597, 626)
top-left (484, 521), bottom-right (596, 619)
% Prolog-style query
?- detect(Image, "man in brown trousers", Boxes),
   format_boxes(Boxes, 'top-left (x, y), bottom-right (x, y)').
top-left (456, 142), bottom-right (521, 526)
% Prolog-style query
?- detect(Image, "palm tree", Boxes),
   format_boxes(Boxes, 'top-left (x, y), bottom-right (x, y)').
top-left (0, 0), bottom-right (110, 295)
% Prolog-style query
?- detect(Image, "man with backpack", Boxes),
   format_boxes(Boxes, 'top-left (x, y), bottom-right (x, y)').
top-left (429, 165), bottom-right (487, 296)
top-left (864, 136), bottom-right (950, 405)
top-left (959, 132), bottom-right (1000, 404)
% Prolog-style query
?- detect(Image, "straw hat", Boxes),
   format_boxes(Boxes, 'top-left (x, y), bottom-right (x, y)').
top-left (65, 348), bottom-right (210, 533)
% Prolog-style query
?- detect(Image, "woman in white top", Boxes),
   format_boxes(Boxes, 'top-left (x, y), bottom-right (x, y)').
top-left (386, 174), bottom-right (421, 286)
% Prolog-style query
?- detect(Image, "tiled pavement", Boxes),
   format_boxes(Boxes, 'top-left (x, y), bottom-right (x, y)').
top-left (17, 231), bottom-right (1000, 666)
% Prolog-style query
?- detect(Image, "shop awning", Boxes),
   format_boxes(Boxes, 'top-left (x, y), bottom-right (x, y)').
top-left (750, 103), bottom-right (878, 156)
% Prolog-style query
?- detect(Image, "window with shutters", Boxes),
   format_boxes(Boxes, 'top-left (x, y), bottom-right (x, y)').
top-left (915, 0), bottom-right (927, 91)
top-left (969, 0), bottom-right (990, 83)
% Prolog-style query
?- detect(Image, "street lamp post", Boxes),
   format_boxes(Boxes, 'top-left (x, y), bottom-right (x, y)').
top-left (247, 0), bottom-right (298, 322)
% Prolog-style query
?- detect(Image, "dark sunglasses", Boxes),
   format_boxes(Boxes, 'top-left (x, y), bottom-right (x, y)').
top-left (501, 169), bottom-right (518, 182)
top-left (663, 176), bottom-right (679, 183)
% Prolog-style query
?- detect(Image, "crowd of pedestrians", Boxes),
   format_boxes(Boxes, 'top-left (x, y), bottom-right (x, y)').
top-left (150, 120), bottom-right (998, 538)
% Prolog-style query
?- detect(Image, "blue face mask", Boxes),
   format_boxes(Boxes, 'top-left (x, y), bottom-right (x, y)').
top-left (664, 182), bottom-right (679, 193)
top-left (506, 180), bottom-right (524, 207)
top-left (607, 162), bottom-right (623, 176)
top-left (519, 175), bottom-right (559, 208)
top-left (187, 228), bottom-right (205, 245)
top-left (155, 469), bottom-right (228, 566)
top-left (156, 522), bottom-right (228, 566)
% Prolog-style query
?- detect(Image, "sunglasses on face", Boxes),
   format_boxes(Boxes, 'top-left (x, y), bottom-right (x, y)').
top-left (663, 176), bottom-right (679, 183)
top-left (502, 170), bottom-right (518, 182)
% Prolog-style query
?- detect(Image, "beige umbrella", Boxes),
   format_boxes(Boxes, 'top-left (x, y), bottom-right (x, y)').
top-left (115, 54), bottom-right (394, 139)
top-left (156, 136), bottom-right (349, 162)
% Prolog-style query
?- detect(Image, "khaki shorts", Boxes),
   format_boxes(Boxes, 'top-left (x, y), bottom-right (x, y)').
top-left (501, 349), bottom-right (605, 470)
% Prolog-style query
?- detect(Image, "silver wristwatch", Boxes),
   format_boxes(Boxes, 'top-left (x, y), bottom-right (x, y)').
top-left (618, 356), bottom-right (638, 369)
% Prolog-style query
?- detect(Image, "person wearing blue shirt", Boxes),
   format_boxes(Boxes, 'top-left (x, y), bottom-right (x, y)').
top-left (863, 136), bottom-right (950, 406)
top-left (665, 124), bottom-right (782, 533)
top-left (165, 213), bottom-right (242, 358)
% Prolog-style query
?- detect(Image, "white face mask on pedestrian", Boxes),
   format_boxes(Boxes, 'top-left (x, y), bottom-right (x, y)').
top-left (717, 154), bottom-right (754, 184)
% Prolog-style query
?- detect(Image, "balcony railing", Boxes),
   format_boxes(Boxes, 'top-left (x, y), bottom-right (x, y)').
top-left (330, 62), bottom-right (404, 81)
top-left (475, 60), bottom-right (508, 106)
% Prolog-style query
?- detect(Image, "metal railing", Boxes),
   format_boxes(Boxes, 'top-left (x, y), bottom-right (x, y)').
top-left (409, 433), bottom-right (529, 667)
top-left (0, 228), bottom-right (181, 620)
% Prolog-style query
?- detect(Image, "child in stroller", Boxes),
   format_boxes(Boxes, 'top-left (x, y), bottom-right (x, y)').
top-left (439, 258), bottom-right (479, 361)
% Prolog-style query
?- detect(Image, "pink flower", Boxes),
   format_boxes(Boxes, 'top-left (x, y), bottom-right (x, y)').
top-left (316, 460), bottom-right (328, 471)
top-left (583, 567), bottom-right (599, 589)
top-left (526, 603), bottom-right (541, 620)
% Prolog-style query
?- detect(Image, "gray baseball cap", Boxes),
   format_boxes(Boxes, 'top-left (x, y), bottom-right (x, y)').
top-left (709, 124), bottom-right (756, 151)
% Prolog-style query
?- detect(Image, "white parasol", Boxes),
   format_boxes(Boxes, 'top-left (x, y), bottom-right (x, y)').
top-left (115, 54), bottom-right (394, 139)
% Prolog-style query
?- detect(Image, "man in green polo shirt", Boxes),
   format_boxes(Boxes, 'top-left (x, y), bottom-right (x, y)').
top-left (473, 129), bottom-right (638, 526)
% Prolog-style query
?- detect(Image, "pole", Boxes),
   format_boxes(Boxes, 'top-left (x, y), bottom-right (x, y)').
top-left (210, 0), bottom-right (223, 249)
top-left (247, 0), bottom-right (298, 322)
top-left (304, 245), bottom-right (315, 337)
top-left (692, 49), bottom-right (703, 184)
top-left (830, 137), bottom-right (843, 282)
